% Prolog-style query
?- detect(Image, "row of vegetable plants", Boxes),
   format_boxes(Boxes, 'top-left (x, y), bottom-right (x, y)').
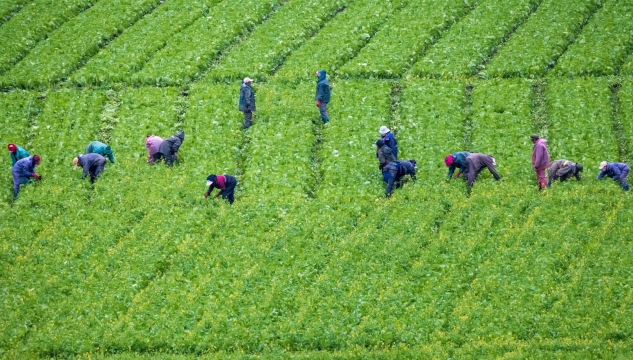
top-left (209, 0), bottom-right (349, 81)
top-left (72, 0), bottom-right (222, 86)
top-left (619, 79), bottom-right (633, 159)
top-left (484, 0), bottom-right (604, 78)
top-left (546, 78), bottom-right (619, 167)
top-left (1, 0), bottom-right (162, 87)
top-left (0, 0), bottom-right (101, 75)
top-left (0, 0), bottom-right (30, 26)
top-left (134, 0), bottom-right (280, 86)
top-left (410, 0), bottom-right (540, 77)
top-left (339, 0), bottom-right (481, 78)
top-left (553, 0), bottom-right (633, 76)
top-left (274, 0), bottom-right (408, 81)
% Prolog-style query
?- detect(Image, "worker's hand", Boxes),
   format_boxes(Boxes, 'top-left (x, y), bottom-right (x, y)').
top-left (454, 172), bottom-right (460, 178)
top-left (316, 101), bottom-right (321, 107)
top-left (32, 174), bottom-right (40, 180)
top-left (204, 193), bottom-right (209, 198)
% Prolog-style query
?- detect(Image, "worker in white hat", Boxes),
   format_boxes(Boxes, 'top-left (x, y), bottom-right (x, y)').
top-left (379, 126), bottom-right (398, 159)
top-left (239, 77), bottom-right (256, 129)
top-left (597, 161), bottom-right (630, 191)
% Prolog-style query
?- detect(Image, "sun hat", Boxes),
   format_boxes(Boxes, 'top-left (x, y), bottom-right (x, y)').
top-left (379, 126), bottom-right (390, 135)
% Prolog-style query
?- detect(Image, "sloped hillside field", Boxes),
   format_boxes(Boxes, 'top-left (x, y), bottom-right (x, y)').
top-left (1, 0), bottom-right (633, 358)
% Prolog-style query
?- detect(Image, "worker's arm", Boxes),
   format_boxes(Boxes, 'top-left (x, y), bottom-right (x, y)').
top-left (385, 167), bottom-right (397, 197)
top-left (611, 166), bottom-right (622, 182)
top-left (447, 165), bottom-right (455, 179)
top-left (487, 162), bottom-right (501, 180)
top-left (107, 152), bottom-right (114, 163)
top-left (205, 186), bottom-right (214, 198)
top-left (244, 87), bottom-right (252, 109)
top-left (596, 170), bottom-right (606, 180)
top-left (82, 162), bottom-right (90, 179)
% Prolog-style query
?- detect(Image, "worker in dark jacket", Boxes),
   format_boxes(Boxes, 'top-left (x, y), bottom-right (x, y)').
top-left (239, 77), bottom-right (256, 129)
top-left (379, 126), bottom-right (398, 159)
top-left (315, 70), bottom-right (331, 124)
top-left (12, 155), bottom-right (40, 198)
top-left (8, 143), bottom-right (30, 166)
top-left (597, 161), bottom-right (630, 191)
top-left (547, 159), bottom-right (583, 187)
top-left (464, 153), bottom-right (500, 187)
top-left (74, 153), bottom-right (106, 183)
top-left (376, 139), bottom-right (396, 182)
top-left (85, 141), bottom-right (114, 163)
top-left (384, 160), bottom-right (417, 197)
top-left (204, 174), bottom-right (237, 204)
top-left (155, 131), bottom-right (185, 167)
top-left (444, 151), bottom-right (470, 179)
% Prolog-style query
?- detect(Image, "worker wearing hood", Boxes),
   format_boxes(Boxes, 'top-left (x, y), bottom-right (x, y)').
top-left (315, 70), bottom-right (331, 124)
top-left (156, 131), bottom-right (185, 167)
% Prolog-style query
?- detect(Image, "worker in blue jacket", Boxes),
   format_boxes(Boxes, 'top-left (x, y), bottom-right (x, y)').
top-left (597, 161), bottom-right (629, 191)
top-left (444, 151), bottom-right (470, 179)
top-left (12, 155), bottom-right (41, 198)
top-left (315, 70), bottom-right (331, 124)
top-left (379, 126), bottom-right (398, 159)
top-left (74, 153), bottom-right (106, 183)
top-left (8, 143), bottom-right (30, 166)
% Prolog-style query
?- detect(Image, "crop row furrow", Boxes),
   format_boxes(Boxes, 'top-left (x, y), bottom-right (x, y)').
top-left (0, 0), bottom-right (30, 26)
top-left (410, 0), bottom-right (541, 77)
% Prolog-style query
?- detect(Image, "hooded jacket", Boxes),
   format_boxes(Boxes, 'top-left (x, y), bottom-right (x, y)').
top-left (447, 151), bottom-right (470, 178)
top-left (158, 131), bottom-right (185, 156)
top-left (10, 145), bottom-right (30, 166)
top-left (377, 145), bottom-right (396, 170)
top-left (532, 138), bottom-right (550, 170)
top-left (380, 132), bottom-right (398, 159)
top-left (239, 83), bottom-right (256, 112)
top-left (466, 153), bottom-right (500, 187)
top-left (548, 160), bottom-right (581, 181)
top-left (85, 141), bottom-right (114, 163)
top-left (78, 153), bottom-right (106, 179)
top-left (385, 160), bottom-right (416, 196)
top-left (12, 156), bottom-right (37, 196)
top-left (315, 70), bottom-right (331, 103)
top-left (597, 162), bottom-right (630, 182)
top-left (145, 135), bottom-right (163, 162)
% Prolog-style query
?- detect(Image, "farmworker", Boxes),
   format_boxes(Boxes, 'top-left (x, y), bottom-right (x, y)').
top-left (444, 151), bottom-right (470, 180)
top-left (597, 161), bottom-right (630, 191)
top-left (547, 159), bottom-right (583, 187)
top-left (315, 70), bottom-right (331, 124)
top-left (379, 126), bottom-right (398, 159)
top-left (155, 131), bottom-right (185, 167)
top-left (531, 134), bottom-right (550, 191)
top-left (204, 174), bottom-right (237, 204)
top-left (239, 77), bottom-right (256, 129)
top-left (73, 153), bottom-right (106, 183)
top-left (376, 139), bottom-right (396, 182)
top-left (12, 155), bottom-right (41, 198)
top-left (464, 153), bottom-right (500, 188)
top-left (7, 143), bottom-right (30, 166)
top-left (85, 141), bottom-right (114, 163)
top-left (145, 134), bottom-right (163, 164)
top-left (384, 160), bottom-right (417, 198)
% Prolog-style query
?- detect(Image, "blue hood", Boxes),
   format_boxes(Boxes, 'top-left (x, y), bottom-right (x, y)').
top-left (317, 70), bottom-right (327, 82)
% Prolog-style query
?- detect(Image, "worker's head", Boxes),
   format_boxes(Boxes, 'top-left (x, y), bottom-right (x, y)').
top-left (7, 144), bottom-right (17, 153)
top-left (576, 163), bottom-right (583, 173)
top-left (599, 161), bottom-right (607, 170)
top-left (105, 145), bottom-right (112, 153)
top-left (375, 139), bottom-right (385, 148)
top-left (243, 77), bottom-right (253, 85)
top-left (32, 155), bottom-right (40, 165)
top-left (379, 126), bottom-right (390, 136)
top-left (206, 174), bottom-right (217, 187)
top-left (530, 134), bottom-right (540, 143)
top-left (73, 157), bottom-right (80, 168)
top-left (315, 71), bottom-right (320, 77)
top-left (444, 155), bottom-right (454, 167)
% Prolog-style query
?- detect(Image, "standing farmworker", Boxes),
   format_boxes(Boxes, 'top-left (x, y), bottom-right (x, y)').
top-left (155, 131), bottom-right (185, 167)
top-left (547, 160), bottom-right (583, 187)
top-left (376, 139), bottom-right (396, 182)
top-left (444, 151), bottom-right (470, 180)
top-left (12, 155), bottom-right (41, 198)
top-left (597, 161), bottom-right (630, 191)
top-left (384, 160), bottom-right (417, 198)
top-left (74, 153), bottom-right (106, 183)
top-left (464, 153), bottom-right (500, 188)
top-left (315, 70), bottom-right (331, 124)
top-left (145, 135), bottom-right (163, 164)
top-left (85, 141), bottom-right (114, 163)
top-left (7, 143), bottom-right (30, 166)
top-left (239, 77), bottom-right (256, 129)
top-left (204, 174), bottom-right (237, 204)
top-left (531, 134), bottom-right (550, 190)
top-left (379, 126), bottom-right (398, 159)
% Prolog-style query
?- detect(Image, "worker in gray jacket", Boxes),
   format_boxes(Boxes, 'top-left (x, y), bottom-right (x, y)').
top-left (239, 77), bottom-right (256, 129)
top-left (464, 153), bottom-right (500, 187)
top-left (155, 131), bottom-right (185, 167)
top-left (547, 160), bottom-right (583, 187)
top-left (73, 153), bottom-right (106, 183)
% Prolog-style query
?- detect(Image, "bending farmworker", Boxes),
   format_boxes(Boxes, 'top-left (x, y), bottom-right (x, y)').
top-left (384, 160), bottom-right (417, 198)
top-left (531, 134), bottom-right (550, 191)
top-left (204, 174), bottom-right (237, 204)
top-left (155, 131), bottom-right (185, 167)
top-left (315, 70), bottom-right (331, 124)
top-left (8, 143), bottom-right (30, 167)
top-left (74, 153), bottom-right (106, 184)
top-left (597, 161), bottom-right (630, 191)
top-left (239, 77), bottom-right (256, 129)
top-left (12, 155), bottom-right (41, 198)
top-left (376, 139), bottom-right (396, 182)
top-left (464, 153), bottom-right (500, 188)
top-left (85, 141), bottom-right (114, 163)
top-left (444, 151), bottom-right (470, 180)
top-left (145, 134), bottom-right (163, 164)
top-left (547, 160), bottom-right (583, 187)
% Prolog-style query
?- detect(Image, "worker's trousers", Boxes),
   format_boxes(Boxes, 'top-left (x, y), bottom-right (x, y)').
top-left (243, 111), bottom-right (253, 129)
top-left (535, 167), bottom-right (547, 189)
top-left (319, 102), bottom-right (329, 124)
top-left (620, 169), bottom-right (630, 191)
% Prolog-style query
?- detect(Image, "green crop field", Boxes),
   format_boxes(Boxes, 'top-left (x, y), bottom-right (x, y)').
top-left (1, 0), bottom-right (633, 358)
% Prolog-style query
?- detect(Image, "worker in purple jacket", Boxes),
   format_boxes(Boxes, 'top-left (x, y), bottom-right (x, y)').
top-left (464, 153), bottom-right (500, 188)
top-left (597, 161), bottom-right (629, 191)
top-left (12, 155), bottom-right (41, 198)
top-left (531, 134), bottom-right (550, 190)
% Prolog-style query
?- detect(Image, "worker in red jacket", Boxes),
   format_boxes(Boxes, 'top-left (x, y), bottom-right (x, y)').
top-left (531, 134), bottom-right (550, 190)
top-left (204, 174), bottom-right (237, 204)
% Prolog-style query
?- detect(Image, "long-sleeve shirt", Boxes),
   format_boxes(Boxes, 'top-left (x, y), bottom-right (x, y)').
top-left (85, 141), bottom-right (114, 163)
top-left (10, 146), bottom-right (30, 166)
top-left (12, 156), bottom-right (36, 196)
top-left (206, 175), bottom-right (227, 197)
top-left (532, 139), bottom-right (550, 170)
top-left (447, 151), bottom-right (470, 178)
top-left (597, 162), bottom-right (630, 183)
top-left (548, 160), bottom-right (580, 183)
top-left (78, 153), bottom-right (106, 178)
top-left (145, 136), bottom-right (163, 163)
top-left (466, 153), bottom-right (500, 187)
top-left (381, 132), bottom-right (398, 159)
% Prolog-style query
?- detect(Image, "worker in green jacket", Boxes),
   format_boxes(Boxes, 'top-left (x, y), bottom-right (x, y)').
top-left (85, 141), bottom-right (114, 163)
top-left (8, 144), bottom-right (30, 166)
